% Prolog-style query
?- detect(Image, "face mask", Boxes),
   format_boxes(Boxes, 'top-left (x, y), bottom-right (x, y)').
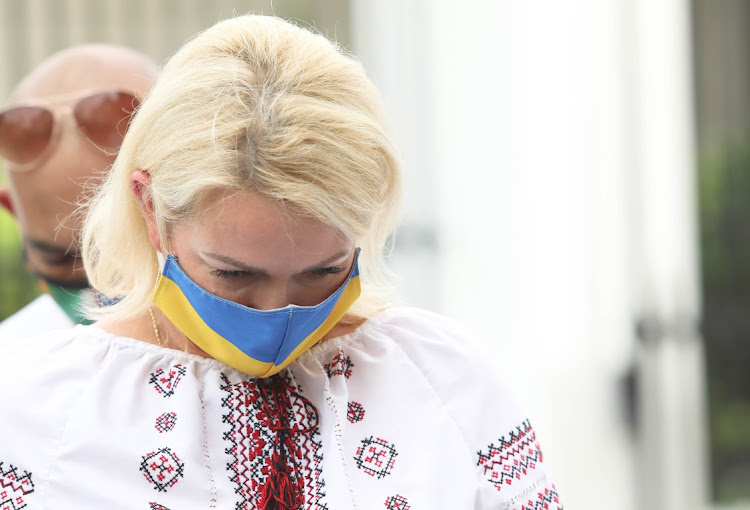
top-left (152, 249), bottom-right (361, 377)
top-left (36, 276), bottom-right (95, 325)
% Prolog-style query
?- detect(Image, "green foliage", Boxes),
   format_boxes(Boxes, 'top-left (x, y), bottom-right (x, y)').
top-left (700, 144), bottom-right (750, 299)
top-left (698, 141), bottom-right (750, 502)
top-left (0, 169), bottom-right (40, 321)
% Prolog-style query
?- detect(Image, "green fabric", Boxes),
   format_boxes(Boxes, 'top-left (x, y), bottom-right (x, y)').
top-left (46, 283), bottom-right (93, 325)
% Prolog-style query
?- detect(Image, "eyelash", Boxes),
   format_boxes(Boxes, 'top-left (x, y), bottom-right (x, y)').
top-left (309, 266), bottom-right (345, 277)
top-left (210, 269), bottom-right (248, 279)
top-left (210, 266), bottom-right (345, 279)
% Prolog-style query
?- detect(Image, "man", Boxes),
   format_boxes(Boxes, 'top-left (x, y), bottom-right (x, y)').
top-left (0, 44), bottom-right (158, 337)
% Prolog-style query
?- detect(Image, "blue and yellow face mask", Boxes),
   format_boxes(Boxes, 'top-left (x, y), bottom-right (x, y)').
top-left (151, 249), bottom-right (361, 377)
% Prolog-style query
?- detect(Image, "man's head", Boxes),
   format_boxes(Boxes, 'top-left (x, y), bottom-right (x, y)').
top-left (0, 44), bottom-right (158, 320)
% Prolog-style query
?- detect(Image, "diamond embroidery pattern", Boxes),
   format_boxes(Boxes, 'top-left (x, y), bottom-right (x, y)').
top-left (139, 447), bottom-right (185, 492)
top-left (384, 494), bottom-right (410, 510)
top-left (149, 364), bottom-right (187, 398)
top-left (353, 436), bottom-right (398, 479)
top-left (154, 412), bottom-right (178, 434)
top-left (347, 401), bottom-right (365, 424)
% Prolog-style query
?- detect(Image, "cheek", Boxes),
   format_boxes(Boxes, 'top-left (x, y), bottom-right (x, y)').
top-left (290, 273), bottom-right (352, 306)
top-left (204, 281), bottom-right (249, 303)
top-left (289, 285), bottom-right (335, 307)
top-left (14, 196), bottom-right (58, 237)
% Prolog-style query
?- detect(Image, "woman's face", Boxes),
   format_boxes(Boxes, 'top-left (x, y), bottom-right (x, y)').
top-left (166, 190), bottom-right (355, 310)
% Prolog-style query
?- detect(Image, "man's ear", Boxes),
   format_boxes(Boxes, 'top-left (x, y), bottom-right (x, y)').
top-left (130, 170), bottom-right (164, 253)
top-left (0, 186), bottom-right (15, 217)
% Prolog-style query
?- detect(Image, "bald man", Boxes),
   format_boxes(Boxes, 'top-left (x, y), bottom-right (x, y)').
top-left (0, 44), bottom-right (158, 337)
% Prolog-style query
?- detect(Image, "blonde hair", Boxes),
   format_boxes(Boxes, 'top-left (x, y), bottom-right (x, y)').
top-left (82, 15), bottom-right (402, 321)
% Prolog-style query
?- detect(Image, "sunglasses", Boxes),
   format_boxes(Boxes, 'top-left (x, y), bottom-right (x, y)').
top-left (0, 90), bottom-right (140, 171)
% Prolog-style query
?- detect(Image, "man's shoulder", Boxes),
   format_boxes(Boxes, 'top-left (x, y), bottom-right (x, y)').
top-left (0, 294), bottom-right (73, 341)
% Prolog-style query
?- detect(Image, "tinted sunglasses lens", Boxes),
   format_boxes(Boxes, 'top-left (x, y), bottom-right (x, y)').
top-left (74, 91), bottom-right (140, 151)
top-left (0, 106), bottom-right (54, 164)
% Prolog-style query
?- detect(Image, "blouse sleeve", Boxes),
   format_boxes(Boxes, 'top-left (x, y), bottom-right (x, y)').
top-left (384, 308), bottom-right (564, 510)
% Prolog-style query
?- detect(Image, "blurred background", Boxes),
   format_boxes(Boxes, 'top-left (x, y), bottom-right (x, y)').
top-left (0, 0), bottom-right (748, 508)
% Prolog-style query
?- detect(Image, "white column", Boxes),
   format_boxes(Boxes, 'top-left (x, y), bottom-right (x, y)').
top-left (630, 0), bottom-right (708, 507)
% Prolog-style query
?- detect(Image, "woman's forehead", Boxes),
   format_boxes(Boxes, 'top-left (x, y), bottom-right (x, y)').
top-left (179, 190), bottom-right (349, 257)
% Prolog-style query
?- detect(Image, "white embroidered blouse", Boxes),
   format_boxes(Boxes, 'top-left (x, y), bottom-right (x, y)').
top-left (0, 307), bottom-right (562, 509)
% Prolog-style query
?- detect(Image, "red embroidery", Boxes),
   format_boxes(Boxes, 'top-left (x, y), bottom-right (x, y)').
top-left (149, 503), bottom-right (171, 510)
top-left (353, 436), bottom-right (398, 479)
top-left (149, 364), bottom-right (187, 398)
top-left (384, 494), bottom-right (410, 509)
top-left (0, 461), bottom-right (34, 510)
top-left (139, 447), bottom-right (185, 492)
top-left (347, 401), bottom-right (365, 423)
top-left (324, 351), bottom-right (354, 378)
top-left (520, 483), bottom-right (562, 510)
top-left (476, 419), bottom-right (543, 492)
top-left (221, 373), bottom-right (326, 509)
top-left (154, 412), bottom-right (178, 434)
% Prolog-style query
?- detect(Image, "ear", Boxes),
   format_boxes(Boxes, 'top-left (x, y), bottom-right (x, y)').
top-left (0, 186), bottom-right (15, 217)
top-left (130, 170), bottom-right (164, 253)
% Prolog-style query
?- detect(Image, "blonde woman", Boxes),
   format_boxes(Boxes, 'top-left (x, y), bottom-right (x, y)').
top-left (0, 15), bottom-right (563, 509)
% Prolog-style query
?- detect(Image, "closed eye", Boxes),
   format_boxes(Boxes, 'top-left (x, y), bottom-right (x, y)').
top-left (309, 266), bottom-right (345, 277)
top-left (210, 268), bottom-right (250, 279)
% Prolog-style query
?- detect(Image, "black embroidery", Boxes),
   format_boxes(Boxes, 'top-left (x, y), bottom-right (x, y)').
top-left (0, 461), bottom-right (35, 509)
top-left (139, 447), bottom-right (185, 492)
top-left (353, 436), bottom-right (398, 479)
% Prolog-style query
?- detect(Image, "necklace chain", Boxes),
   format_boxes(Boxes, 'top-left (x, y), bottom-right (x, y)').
top-left (148, 307), bottom-right (163, 347)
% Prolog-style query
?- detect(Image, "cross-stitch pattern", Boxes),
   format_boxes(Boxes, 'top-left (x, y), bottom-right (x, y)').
top-left (149, 503), bottom-right (171, 510)
top-left (221, 372), bottom-right (327, 509)
top-left (353, 436), bottom-right (398, 479)
top-left (324, 350), bottom-right (354, 378)
top-left (384, 494), bottom-right (410, 509)
top-left (149, 364), bottom-right (187, 398)
top-left (154, 412), bottom-right (178, 434)
top-left (347, 401), bottom-right (365, 424)
top-left (0, 461), bottom-right (34, 510)
top-left (139, 447), bottom-right (185, 492)
top-left (518, 482), bottom-right (561, 510)
top-left (476, 419), bottom-right (543, 492)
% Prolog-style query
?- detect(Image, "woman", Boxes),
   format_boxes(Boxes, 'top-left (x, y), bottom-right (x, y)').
top-left (0, 15), bottom-right (563, 509)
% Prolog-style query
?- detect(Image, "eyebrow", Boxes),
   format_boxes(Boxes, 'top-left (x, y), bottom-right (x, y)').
top-left (25, 237), bottom-right (79, 257)
top-left (202, 249), bottom-right (350, 274)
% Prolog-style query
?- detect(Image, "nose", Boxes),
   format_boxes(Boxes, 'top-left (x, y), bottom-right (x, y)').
top-left (249, 285), bottom-right (290, 311)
